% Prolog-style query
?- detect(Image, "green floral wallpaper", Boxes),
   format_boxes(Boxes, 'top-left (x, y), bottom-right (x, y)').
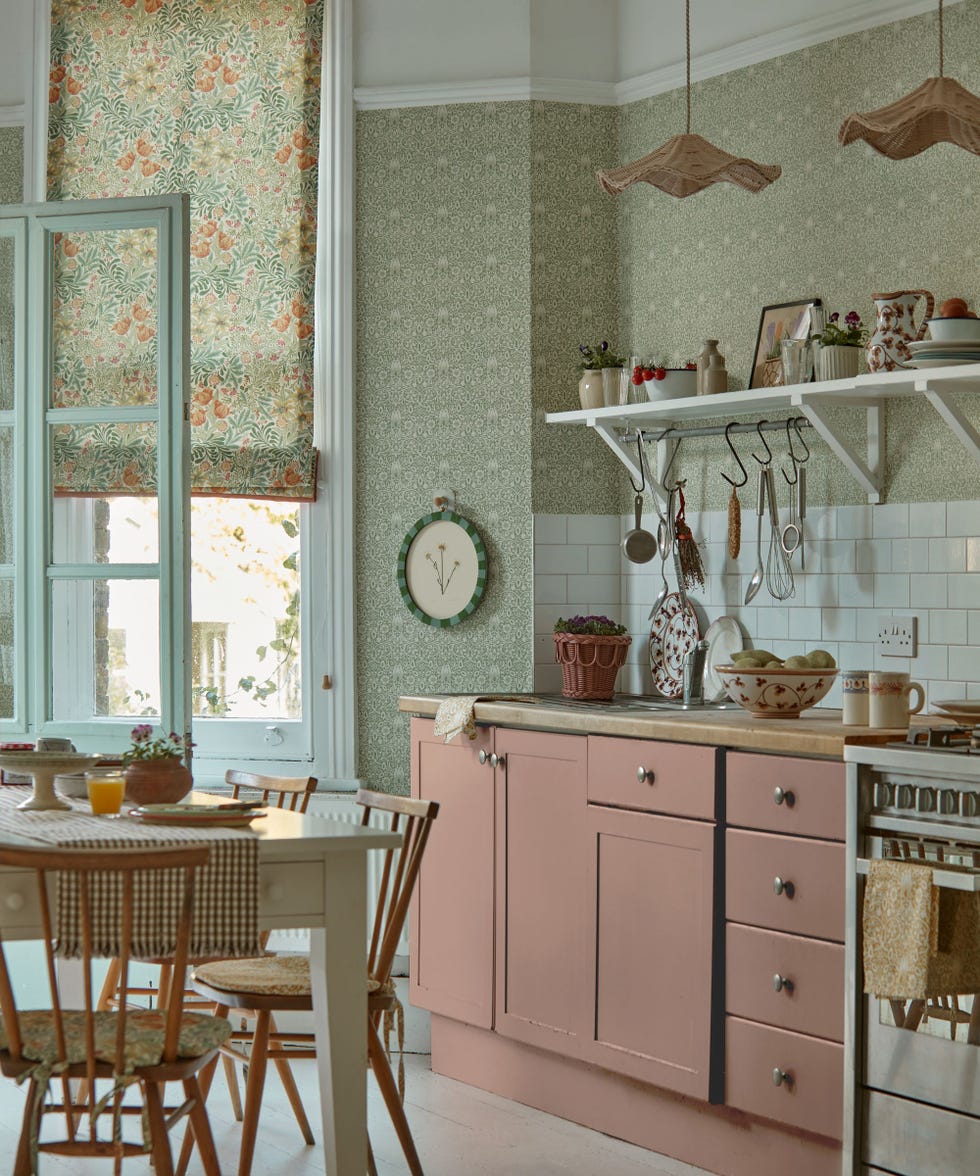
top-left (618, 3), bottom-right (980, 511)
top-left (355, 101), bottom-right (625, 789)
top-left (0, 127), bottom-right (22, 203)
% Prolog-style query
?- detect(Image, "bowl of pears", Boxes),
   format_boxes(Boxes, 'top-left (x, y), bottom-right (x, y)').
top-left (715, 649), bottom-right (838, 718)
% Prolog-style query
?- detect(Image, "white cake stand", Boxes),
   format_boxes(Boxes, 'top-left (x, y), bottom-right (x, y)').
top-left (0, 751), bottom-right (102, 811)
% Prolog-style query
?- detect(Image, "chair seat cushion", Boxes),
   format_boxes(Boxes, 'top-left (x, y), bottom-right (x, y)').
top-left (0, 1009), bottom-right (232, 1073)
top-left (194, 953), bottom-right (386, 997)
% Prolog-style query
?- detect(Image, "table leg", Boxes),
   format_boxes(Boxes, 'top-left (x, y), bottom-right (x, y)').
top-left (310, 849), bottom-right (368, 1176)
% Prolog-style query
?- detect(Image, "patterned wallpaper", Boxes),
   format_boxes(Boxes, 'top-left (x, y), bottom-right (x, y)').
top-left (618, 3), bottom-right (980, 511)
top-left (0, 127), bottom-right (22, 203)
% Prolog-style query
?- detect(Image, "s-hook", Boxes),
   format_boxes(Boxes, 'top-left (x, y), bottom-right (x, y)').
top-left (628, 430), bottom-right (646, 494)
top-left (782, 417), bottom-right (799, 486)
top-left (751, 419), bottom-right (772, 466)
top-left (792, 416), bottom-right (811, 464)
top-left (721, 421), bottom-right (749, 488)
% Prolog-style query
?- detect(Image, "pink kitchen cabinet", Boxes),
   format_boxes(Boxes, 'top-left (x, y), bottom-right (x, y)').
top-left (493, 727), bottom-right (591, 1053)
top-left (410, 718), bottom-right (496, 1028)
top-left (584, 803), bottom-right (717, 1099)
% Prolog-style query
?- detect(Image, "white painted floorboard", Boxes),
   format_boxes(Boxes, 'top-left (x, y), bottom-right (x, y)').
top-left (0, 1052), bottom-right (715, 1175)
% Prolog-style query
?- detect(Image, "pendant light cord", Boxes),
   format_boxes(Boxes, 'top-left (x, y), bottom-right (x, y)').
top-left (686, 0), bottom-right (691, 133)
top-left (939, 0), bottom-right (944, 76)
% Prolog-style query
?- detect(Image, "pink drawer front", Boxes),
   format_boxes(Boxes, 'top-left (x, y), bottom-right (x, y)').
top-left (588, 736), bottom-right (716, 820)
top-left (726, 924), bottom-right (844, 1042)
top-left (727, 752), bottom-right (844, 841)
top-left (726, 1016), bottom-right (843, 1140)
top-left (726, 829), bottom-right (845, 942)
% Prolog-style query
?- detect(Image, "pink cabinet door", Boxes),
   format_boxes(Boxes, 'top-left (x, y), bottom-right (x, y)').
top-left (410, 718), bottom-right (495, 1028)
top-left (494, 727), bottom-right (590, 1054)
top-left (584, 804), bottom-right (717, 1100)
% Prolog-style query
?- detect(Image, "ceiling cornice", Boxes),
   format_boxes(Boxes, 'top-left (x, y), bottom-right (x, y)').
top-left (354, 0), bottom-right (962, 112)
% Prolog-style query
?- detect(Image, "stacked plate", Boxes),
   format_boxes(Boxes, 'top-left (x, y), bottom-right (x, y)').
top-left (908, 339), bottom-right (980, 368)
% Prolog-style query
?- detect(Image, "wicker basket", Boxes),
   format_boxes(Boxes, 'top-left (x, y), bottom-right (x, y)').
top-left (554, 632), bottom-right (632, 700)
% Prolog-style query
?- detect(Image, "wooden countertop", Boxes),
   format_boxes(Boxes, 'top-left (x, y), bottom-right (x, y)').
top-left (397, 694), bottom-right (918, 758)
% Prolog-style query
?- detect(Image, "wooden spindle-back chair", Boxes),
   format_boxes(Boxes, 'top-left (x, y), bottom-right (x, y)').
top-left (0, 843), bottom-right (227, 1175)
top-left (183, 788), bottom-right (439, 1176)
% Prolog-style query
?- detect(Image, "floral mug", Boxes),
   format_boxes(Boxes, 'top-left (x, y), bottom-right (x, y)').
top-left (868, 671), bottom-right (925, 728)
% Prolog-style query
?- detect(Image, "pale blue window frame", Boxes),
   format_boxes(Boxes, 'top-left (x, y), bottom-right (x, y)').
top-left (0, 194), bottom-right (191, 751)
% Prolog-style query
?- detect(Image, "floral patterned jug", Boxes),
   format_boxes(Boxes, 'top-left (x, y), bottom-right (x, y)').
top-left (866, 289), bottom-right (935, 372)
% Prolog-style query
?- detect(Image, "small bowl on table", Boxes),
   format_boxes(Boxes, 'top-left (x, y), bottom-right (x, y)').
top-left (716, 665), bottom-right (838, 719)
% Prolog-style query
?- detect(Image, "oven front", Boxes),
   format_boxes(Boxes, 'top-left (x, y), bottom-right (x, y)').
top-left (847, 748), bottom-right (980, 1176)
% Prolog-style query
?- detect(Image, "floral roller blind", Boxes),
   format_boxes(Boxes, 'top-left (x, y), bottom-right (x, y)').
top-left (47, 0), bottom-right (321, 501)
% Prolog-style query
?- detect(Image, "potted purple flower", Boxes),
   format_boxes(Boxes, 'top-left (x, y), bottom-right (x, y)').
top-left (553, 615), bottom-right (631, 700)
top-left (121, 725), bottom-right (193, 805)
top-left (815, 311), bottom-right (867, 381)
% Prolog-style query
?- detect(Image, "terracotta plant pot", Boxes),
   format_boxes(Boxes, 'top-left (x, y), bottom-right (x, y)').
top-left (124, 757), bottom-right (193, 805)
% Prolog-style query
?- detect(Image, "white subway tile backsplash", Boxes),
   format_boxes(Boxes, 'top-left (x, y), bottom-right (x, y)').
top-left (534, 515), bottom-right (567, 545)
top-left (871, 503), bottom-right (909, 539)
top-left (532, 501), bottom-right (980, 701)
top-left (945, 500), bottom-right (980, 537)
top-left (929, 537), bottom-right (966, 573)
top-left (909, 501), bottom-right (945, 537)
top-left (930, 609), bottom-right (968, 645)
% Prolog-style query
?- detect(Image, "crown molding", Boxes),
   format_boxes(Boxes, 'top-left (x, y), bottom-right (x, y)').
top-left (0, 105), bottom-right (27, 127)
top-left (354, 76), bottom-right (618, 110)
top-left (615, 0), bottom-right (962, 106)
top-left (354, 0), bottom-right (962, 112)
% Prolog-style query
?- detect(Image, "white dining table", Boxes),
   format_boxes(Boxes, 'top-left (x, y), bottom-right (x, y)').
top-left (0, 794), bottom-right (401, 1176)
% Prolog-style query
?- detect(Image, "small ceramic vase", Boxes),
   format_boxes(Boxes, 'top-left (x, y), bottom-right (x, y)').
top-left (818, 345), bottom-right (860, 381)
top-left (578, 369), bottom-right (604, 410)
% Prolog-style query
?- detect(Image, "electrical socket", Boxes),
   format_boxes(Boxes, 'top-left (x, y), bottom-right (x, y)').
top-left (878, 616), bottom-right (918, 657)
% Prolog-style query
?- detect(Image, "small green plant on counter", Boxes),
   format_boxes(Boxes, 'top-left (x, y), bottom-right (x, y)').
top-left (554, 614), bottom-right (628, 636)
top-left (816, 311), bottom-right (868, 347)
top-left (577, 341), bottom-right (624, 370)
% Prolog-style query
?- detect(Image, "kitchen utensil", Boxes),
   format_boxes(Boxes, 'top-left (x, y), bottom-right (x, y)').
top-left (841, 670), bottom-right (871, 725)
top-left (648, 592), bottom-right (701, 699)
top-left (798, 463), bottom-right (807, 571)
top-left (130, 803), bottom-right (268, 828)
top-left (764, 466), bottom-right (794, 600)
top-left (744, 469), bottom-right (766, 604)
top-left (727, 485), bottom-right (741, 559)
top-left (780, 475), bottom-right (801, 558)
top-left (703, 616), bottom-right (744, 702)
top-left (623, 493), bottom-right (658, 563)
top-left (933, 700), bottom-right (980, 718)
top-left (649, 534), bottom-right (670, 620)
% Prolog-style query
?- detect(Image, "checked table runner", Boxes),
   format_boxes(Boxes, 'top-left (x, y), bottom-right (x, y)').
top-left (0, 788), bottom-right (261, 960)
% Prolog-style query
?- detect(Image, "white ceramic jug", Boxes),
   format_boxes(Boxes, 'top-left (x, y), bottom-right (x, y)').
top-left (866, 289), bottom-right (935, 372)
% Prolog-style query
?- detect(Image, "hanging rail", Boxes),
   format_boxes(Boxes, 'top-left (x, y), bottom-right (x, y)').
top-left (619, 416), bottom-right (813, 444)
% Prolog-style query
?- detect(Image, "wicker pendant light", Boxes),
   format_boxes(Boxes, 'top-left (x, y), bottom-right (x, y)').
top-left (597, 0), bottom-right (781, 198)
top-left (839, 0), bottom-right (980, 159)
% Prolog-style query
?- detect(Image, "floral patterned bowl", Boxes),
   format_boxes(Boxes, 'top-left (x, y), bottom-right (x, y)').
top-left (716, 665), bottom-right (838, 718)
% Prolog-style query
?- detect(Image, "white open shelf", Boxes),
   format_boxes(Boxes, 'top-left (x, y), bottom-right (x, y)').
top-left (546, 363), bottom-right (980, 504)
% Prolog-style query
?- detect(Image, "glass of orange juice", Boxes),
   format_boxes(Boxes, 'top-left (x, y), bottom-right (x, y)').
top-left (85, 769), bottom-right (127, 816)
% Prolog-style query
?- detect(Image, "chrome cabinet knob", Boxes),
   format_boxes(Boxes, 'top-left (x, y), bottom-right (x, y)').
top-left (636, 766), bottom-right (655, 785)
top-left (773, 973), bottom-right (794, 994)
top-left (772, 1067), bottom-right (794, 1088)
top-left (478, 749), bottom-right (490, 765)
top-left (489, 753), bottom-right (504, 768)
top-left (773, 876), bottom-right (795, 898)
top-left (773, 787), bottom-right (795, 807)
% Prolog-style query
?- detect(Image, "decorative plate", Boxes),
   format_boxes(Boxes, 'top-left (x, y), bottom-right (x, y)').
top-left (397, 510), bottom-right (487, 628)
top-left (648, 592), bottom-right (701, 699)
top-left (129, 803), bottom-right (267, 828)
top-left (932, 700), bottom-right (980, 720)
top-left (703, 616), bottom-right (744, 702)
top-left (908, 357), bottom-right (980, 368)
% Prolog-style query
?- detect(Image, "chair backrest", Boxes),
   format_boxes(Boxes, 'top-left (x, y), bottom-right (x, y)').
top-left (0, 844), bottom-right (208, 1089)
top-left (355, 789), bottom-right (439, 989)
top-left (225, 769), bottom-right (318, 813)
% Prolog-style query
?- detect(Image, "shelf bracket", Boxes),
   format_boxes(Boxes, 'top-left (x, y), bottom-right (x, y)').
top-left (593, 422), bottom-right (669, 505)
top-left (798, 401), bottom-right (881, 504)
top-left (921, 382), bottom-right (980, 470)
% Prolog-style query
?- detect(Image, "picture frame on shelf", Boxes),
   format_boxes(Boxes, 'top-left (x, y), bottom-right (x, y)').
top-left (749, 298), bottom-right (822, 389)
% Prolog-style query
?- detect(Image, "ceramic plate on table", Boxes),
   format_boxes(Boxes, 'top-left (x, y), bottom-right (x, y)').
top-left (129, 803), bottom-right (267, 828)
top-left (648, 592), bottom-right (701, 699)
top-left (703, 616), bottom-right (744, 702)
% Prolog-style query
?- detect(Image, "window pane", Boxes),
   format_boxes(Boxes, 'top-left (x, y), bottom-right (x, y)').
top-left (191, 499), bottom-right (300, 719)
top-left (52, 493), bottom-right (159, 566)
top-left (50, 227), bottom-right (158, 409)
top-left (0, 235), bottom-right (14, 413)
top-left (0, 579), bottom-right (13, 720)
top-left (50, 578), bottom-right (160, 721)
top-left (0, 427), bottom-right (13, 565)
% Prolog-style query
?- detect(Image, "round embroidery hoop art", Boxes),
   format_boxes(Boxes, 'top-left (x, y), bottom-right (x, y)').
top-left (397, 510), bottom-right (487, 628)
